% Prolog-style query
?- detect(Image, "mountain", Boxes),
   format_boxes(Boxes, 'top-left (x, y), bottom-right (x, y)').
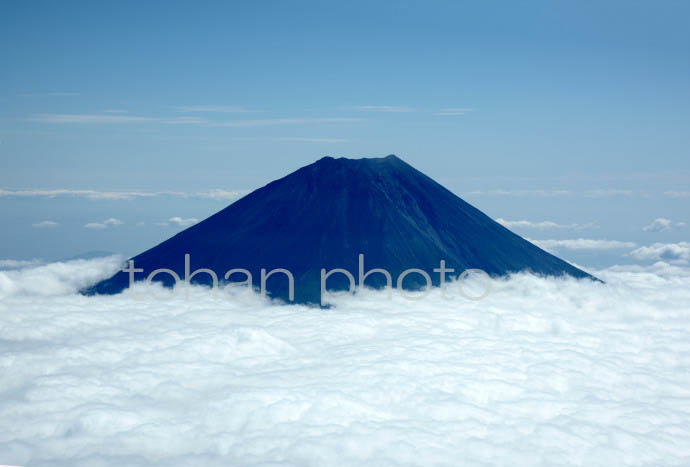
top-left (84, 155), bottom-right (595, 303)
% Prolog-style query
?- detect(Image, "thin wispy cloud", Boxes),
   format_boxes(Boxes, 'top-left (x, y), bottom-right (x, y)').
top-left (32, 220), bottom-right (59, 229)
top-left (212, 117), bottom-right (365, 128)
top-left (194, 189), bottom-right (249, 201)
top-left (584, 189), bottom-right (638, 197)
top-left (0, 188), bottom-right (248, 201)
top-left (29, 113), bottom-right (206, 125)
top-left (19, 92), bottom-right (80, 97)
top-left (2, 188), bottom-right (158, 200)
top-left (529, 238), bottom-right (637, 252)
top-left (84, 218), bottom-right (123, 230)
top-left (468, 189), bottom-right (573, 197)
top-left (435, 108), bottom-right (474, 116)
top-left (0, 258), bottom-right (43, 269)
top-left (274, 137), bottom-right (348, 143)
top-left (468, 189), bottom-right (653, 198)
top-left (176, 105), bottom-right (259, 113)
top-left (664, 191), bottom-right (690, 198)
top-left (29, 114), bottom-right (365, 128)
top-left (102, 109), bottom-right (128, 114)
top-left (497, 219), bottom-right (596, 230)
top-left (347, 105), bottom-right (415, 113)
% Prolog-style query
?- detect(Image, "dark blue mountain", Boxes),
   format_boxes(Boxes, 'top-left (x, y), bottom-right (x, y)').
top-left (84, 155), bottom-right (595, 303)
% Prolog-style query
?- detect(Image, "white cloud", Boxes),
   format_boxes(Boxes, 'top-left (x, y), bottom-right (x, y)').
top-left (642, 217), bottom-right (685, 232)
top-left (435, 107), bottom-right (474, 116)
top-left (529, 238), bottom-right (637, 251)
top-left (0, 256), bottom-right (121, 296)
top-left (1, 259), bottom-right (690, 465)
top-left (32, 220), bottom-right (59, 228)
top-left (642, 218), bottom-right (667, 232)
top-left (347, 105), bottom-right (415, 112)
top-left (84, 218), bottom-right (124, 230)
top-left (498, 219), bottom-right (563, 229)
top-left (497, 219), bottom-right (596, 230)
top-left (629, 242), bottom-right (690, 264)
top-left (643, 218), bottom-right (672, 232)
top-left (0, 188), bottom-right (248, 201)
top-left (167, 216), bottom-right (199, 228)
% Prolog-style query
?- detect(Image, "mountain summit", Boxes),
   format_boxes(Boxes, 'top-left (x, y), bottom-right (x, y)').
top-left (85, 155), bottom-right (595, 303)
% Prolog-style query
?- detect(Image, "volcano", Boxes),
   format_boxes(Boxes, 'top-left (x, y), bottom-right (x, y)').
top-left (85, 155), bottom-right (595, 303)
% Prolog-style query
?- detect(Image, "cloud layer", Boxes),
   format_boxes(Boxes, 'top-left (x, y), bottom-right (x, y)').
top-left (1, 259), bottom-right (690, 466)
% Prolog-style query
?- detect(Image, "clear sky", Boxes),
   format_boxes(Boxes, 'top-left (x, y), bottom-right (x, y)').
top-left (1, 0), bottom-right (689, 267)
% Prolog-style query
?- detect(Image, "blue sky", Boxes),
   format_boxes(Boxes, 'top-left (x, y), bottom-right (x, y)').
top-left (1, 0), bottom-right (689, 266)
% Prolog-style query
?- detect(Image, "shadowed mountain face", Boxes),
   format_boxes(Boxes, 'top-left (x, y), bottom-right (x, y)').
top-left (85, 155), bottom-right (595, 303)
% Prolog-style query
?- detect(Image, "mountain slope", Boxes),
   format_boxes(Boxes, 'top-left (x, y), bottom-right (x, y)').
top-left (85, 155), bottom-right (595, 303)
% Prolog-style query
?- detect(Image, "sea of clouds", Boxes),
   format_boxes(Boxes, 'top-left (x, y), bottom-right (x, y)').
top-left (1, 258), bottom-right (690, 466)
